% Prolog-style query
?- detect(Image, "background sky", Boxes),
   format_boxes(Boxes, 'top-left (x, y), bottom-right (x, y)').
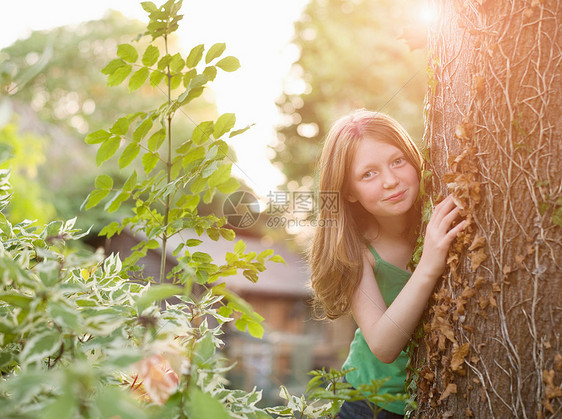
top-left (1, 0), bottom-right (309, 197)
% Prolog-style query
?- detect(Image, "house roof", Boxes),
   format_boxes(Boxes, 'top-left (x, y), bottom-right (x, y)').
top-left (164, 230), bottom-right (312, 298)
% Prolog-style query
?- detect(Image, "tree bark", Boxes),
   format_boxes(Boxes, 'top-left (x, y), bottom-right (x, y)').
top-left (413, 0), bottom-right (562, 417)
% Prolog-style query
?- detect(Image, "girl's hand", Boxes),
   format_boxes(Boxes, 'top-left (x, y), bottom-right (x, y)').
top-left (418, 195), bottom-right (466, 279)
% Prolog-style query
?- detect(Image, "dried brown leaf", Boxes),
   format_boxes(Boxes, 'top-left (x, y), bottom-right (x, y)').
top-left (469, 248), bottom-right (488, 271)
top-left (461, 287), bottom-right (477, 299)
top-left (451, 343), bottom-right (470, 372)
top-left (468, 233), bottom-right (486, 251)
top-left (439, 383), bottom-right (458, 402)
top-left (554, 353), bottom-right (562, 371)
top-left (474, 276), bottom-right (485, 288)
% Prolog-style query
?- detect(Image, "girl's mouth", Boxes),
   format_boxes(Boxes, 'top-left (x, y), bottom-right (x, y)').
top-left (384, 190), bottom-right (406, 202)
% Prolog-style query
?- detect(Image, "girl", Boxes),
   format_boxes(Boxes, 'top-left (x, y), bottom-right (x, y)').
top-left (309, 109), bottom-right (465, 418)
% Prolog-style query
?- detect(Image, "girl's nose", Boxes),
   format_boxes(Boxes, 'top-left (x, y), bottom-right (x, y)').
top-left (382, 170), bottom-right (399, 189)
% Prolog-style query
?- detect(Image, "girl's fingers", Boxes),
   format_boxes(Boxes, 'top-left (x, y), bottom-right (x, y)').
top-left (445, 219), bottom-right (467, 242)
top-left (432, 195), bottom-right (456, 219)
top-left (441, 206), bottom-right (462, 228)
top-left (430, 196), bottom-right (462, 228)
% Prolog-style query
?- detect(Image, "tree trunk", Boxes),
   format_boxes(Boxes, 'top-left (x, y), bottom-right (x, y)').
top-left (413, 0), bottom-right (562, 417)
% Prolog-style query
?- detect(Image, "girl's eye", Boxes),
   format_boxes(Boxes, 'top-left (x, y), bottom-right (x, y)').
top-left (393, 157), bottom-right (405, 166)
top-left (363, 170), bottom-right (377, 179)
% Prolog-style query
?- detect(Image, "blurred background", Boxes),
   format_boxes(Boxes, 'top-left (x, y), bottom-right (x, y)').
top-left (1, 0), bottom-right (432, 405)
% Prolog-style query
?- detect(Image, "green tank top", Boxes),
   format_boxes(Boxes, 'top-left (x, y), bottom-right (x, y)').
top-left (341, 245), bottom-right (411, 415)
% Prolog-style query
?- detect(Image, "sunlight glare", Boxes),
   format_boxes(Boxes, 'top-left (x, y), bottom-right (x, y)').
top-left (418, 3), bottom-right (438, 26)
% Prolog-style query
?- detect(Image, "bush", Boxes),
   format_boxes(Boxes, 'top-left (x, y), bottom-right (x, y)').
top-left (0, 2), bottom-right (407, 417)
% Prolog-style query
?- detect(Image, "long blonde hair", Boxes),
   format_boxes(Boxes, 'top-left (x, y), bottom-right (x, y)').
top-left (308, 109), bottom-right (424, 320)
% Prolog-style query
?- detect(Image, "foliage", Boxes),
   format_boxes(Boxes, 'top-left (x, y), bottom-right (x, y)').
top-left (0, 0), bottom-right (274, 416)
top-left (1, 10), bottom-right (151, 135)
top-left (0, 123), bottom-right (56, 224)
top-left (0, 9), bottom-right (217, 232)
top-left (273, 0), bottom-right (427, 186)
top-left (269, 367), bottom-right (409, 418)
top-left (0, 1), bottom-right (410, 417)
top-left (0, 173), bottom-right (269, 417)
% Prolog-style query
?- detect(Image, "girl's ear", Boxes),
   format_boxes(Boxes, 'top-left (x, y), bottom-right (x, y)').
top-left (346, 193), bottom-right (358, 203)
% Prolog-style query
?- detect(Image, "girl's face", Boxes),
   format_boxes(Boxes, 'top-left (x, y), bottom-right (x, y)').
top-left (346, 136), bottom-right (419, 221)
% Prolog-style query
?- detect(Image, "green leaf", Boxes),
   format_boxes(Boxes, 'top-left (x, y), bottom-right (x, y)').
top-left (0, 292), bottom-right (33, 309)
top-left (169, 52), bottom-right (185, 73)
top-left (185, 239), bottom-right (203, 247)
top-left (201, 160), bottom-right (218, 178)
top-left (207, 227), bottom-right (219, 241)
top-left (96, 136), bottom-right (121, 166)
top-left (189, 73), bottom-right (209, 89)
top-left (178, 86), bottom-right (204, 105)
top-left (141, 1), bottom-right (158, 13)
top-left (208, 164), bottom-right (231, 187)
top-left (84, 189), bottom-right (110, 210)
top-left (205, 42), bottom-right (226, 64)
top-left (192, 121), bottom-right (214, 145)
top-left (142, 152), bottom-right (159, 174)
top-left (133, 117), bottom-right (153, 142)
top-left (183, 68), bottom-right (196, 87)
top-left (187, 387), bottom-right (230, 419)
top-left (136, 284), bottom-right (185, 312)
top-left (169, 73), bottom-right (182, 90)
top-left (20, 330), bottom-right (62, 365)
top-left (142, 44), bottom-right (159, 66)
top-left (95, 174), bottom-right (113, 190)
top-left (118, 143), bottom-right (140, 169)
top-left (203, 66), bottom-right (217, 81)
top-left (213, 113), bottom-right (236, 138)
top-left (182, 145), bottom-right (205, 164)
top-left (186, 44), bottom-right (204, 68)
top-left (176, 194), bottom-right (200, 211)
top-left (48, 301), bottom-right (81, 331)
top-left (99, 221), bottom-right (121, 238)
top-left (102, 58), bottom-right (126, 75)
top-left (246, 318), bottom-right (264, 338)
top-left (117, 43), bottom-right (138, 63)
top-left (43, 391), bottom-right (76, 419)
top-left (122, 170), bottom-right (137, 192)
top-left (96, 386), bottom-right (148, 419)
top-left (203, 187), bottom-right (215, 204)
top-left (217, 177), bottom-right (239, 194)
top-left (107, 64), bottom-right (132, 86)
top-left (157, 54), bottom-right (172, 70)
top-left (243, 269), bottom-right (259, 283)
top-left (85, 129), bottom-right (111, 144)
top-left (219, 228), bottom-right (236, 241)
top-left (216, 56), bottom-right (240, 72)
top-left (175, 140), bottom-right (191, 155)
top-left (150, 70), bottom-right (165, 86)
top-left (128, 67), bottom-right (149, 91)
top-left (270, 254), bottom-right (285, 264)
top-left (229, 123), bottom-right (253, 138)
top-left (170, 158), bottom-right (182, 179)
top-left (234, 240), bottom-right (246, 254)
top-left (110, 117), bottom-right (131, 136)
top-left (258, 249), bottom-right (274, 261)
top-left (190, 176), bottom-right (207, 194)
top-left (147, 129), bottom-right (166, 151)
top-left (105, 191), bottom-right (129, 213)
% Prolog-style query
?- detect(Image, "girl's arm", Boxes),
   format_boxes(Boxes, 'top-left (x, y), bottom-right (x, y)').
top-left (351, 195), bottom-right (465, 363)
